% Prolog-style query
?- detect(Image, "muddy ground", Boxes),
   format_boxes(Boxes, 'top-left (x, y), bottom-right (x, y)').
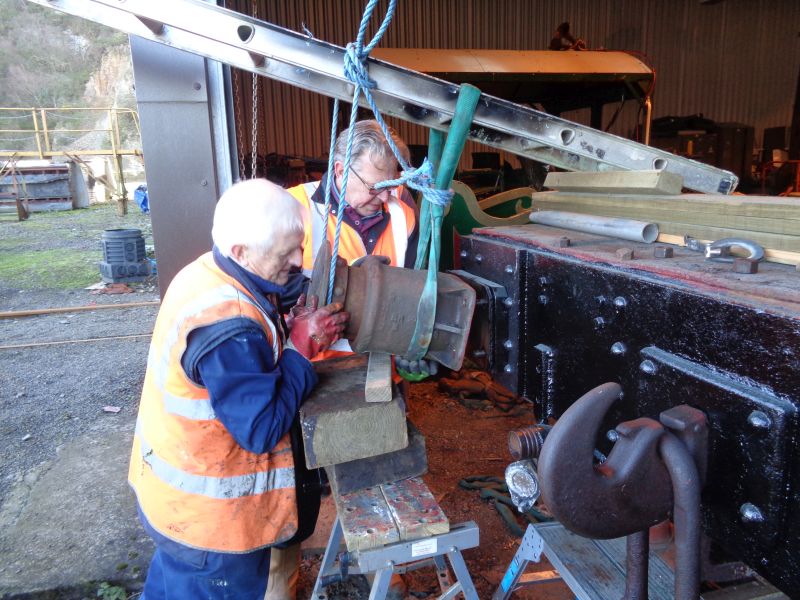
top-left (0, 204), bottom-right (570, 599)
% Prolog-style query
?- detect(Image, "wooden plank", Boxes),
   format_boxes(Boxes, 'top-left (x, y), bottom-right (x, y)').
top-left (300, 354), bottom-right (408, 468)
top-left (365, 352), bottom-right (392, 403)
top-left (380, 477), bottom-right (449, 542)
top-left (326, 420), bottom-right (428, 495)
top-left (544, 170), bottom-right (683, 195)
top-left (334, 485), bottom-right (400, 552)
top-left (532, 191), bottom-right (800, 221)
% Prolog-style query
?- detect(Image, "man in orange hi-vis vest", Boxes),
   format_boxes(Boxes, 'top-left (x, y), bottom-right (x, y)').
top-left (274, 121), bottom-right (427, 598)
top-left (129, 179), bottom-right (348, 599)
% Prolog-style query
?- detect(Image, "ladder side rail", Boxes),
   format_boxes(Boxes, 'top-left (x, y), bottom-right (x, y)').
top-left (28, 0), bottom-right (737, 194)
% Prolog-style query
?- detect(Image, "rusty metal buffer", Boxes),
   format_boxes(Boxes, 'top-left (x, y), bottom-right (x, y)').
top-left (308, 242), bottom-right (476, 371)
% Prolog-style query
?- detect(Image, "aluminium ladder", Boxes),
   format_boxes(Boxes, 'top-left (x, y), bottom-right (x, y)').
top-left (28, 0), bottom-right (738, 195)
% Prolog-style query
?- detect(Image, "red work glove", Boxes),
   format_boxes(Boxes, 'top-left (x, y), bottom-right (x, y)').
top-left (288, 299), bottom-right (349, 359)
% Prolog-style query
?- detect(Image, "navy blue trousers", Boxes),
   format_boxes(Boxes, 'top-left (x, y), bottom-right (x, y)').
top-left (138, 506), bottom-right (270, 600)
top-left (142, 545), bottom-right (271, 600)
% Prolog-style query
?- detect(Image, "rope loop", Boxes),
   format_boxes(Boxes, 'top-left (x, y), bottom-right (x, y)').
top-left (377, 158), bottom-right (454, 207)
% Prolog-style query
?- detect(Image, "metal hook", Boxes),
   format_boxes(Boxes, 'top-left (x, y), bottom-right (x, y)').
top-left (684, 236), bottom-right (765, 262)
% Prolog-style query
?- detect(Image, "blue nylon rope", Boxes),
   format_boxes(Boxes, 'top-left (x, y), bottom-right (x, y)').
top-left (323, 0), bottom-right (453, 329)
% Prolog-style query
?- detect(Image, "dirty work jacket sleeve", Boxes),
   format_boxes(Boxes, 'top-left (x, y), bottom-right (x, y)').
top-left (191, 326), bottom-right (317, 454)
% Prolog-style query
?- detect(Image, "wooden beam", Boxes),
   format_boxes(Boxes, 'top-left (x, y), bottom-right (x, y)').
top-left (543, 170), bottom-right (683, 195)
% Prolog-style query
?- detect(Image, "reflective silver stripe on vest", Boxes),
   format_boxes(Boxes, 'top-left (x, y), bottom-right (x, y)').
top-left (162, 391), bottom-right (217, 420)
top-left (151, 283), bottom-right (279, 420)
top-left (138, 430), bottom-right (295, 499)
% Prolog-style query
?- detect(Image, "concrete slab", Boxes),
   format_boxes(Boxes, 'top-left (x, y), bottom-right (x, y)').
top-left (0, 429), bottom-right (153, 598)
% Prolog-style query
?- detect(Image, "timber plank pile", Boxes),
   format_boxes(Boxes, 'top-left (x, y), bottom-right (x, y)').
top-left (534, 171), bottom-right (800, 265)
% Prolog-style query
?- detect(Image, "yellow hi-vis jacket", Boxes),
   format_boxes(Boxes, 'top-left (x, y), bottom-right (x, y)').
top-left (128, 252), bottom-right (298, 553)
top-left (287, 180), bottom-right (416, 275)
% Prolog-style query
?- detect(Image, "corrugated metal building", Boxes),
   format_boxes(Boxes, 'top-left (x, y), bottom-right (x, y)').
top-left (228, 0), bottom-right (799, 171)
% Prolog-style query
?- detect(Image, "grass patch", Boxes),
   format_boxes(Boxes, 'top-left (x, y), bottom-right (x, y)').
top-left (0, 248), bottom-right (102, 290)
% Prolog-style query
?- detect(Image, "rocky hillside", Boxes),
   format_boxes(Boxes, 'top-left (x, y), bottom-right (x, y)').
top-left (0, 0), bottom-right (136, 152)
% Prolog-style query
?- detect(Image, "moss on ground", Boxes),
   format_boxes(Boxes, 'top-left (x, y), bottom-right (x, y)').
top-left (0, 203), bottom-right (152, 291)
top-left (0, 248), bottom-right (101, 289)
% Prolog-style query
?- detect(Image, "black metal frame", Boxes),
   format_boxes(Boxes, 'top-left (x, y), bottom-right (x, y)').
top-left (457, 230), bottom-right (800, 595)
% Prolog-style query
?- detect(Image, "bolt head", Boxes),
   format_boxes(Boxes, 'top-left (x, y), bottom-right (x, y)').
top-left (747, 410), bottom-right (771, 430)
top-left (503, 297), bottom-right (514, 307)
top-left (606, 429), bottom-right (620, 442)
top-left (593, 316), bottom-right (606, 329)
top-left (459, 250), bottom-right (468, 258)
top-left (740, 503), bottom-right (765, 523)
top-left (615, 247), bottom-right (634, 260)
top-left (610, 342), bottom-right (627, 355)
top-left (640, 359), bottom-right (657, 375)
top-left (475, 254), bottom-right (483, 263)
top-left (505, 265), bottom-right (514, 274)
top-left (504, 364), bottom-right (513, 373)
top-left (539, 276), bottom-right (550, 286)
top-left (654, 246), bottom-right (674, 259)
top-left (613, 296), bottom-right (627, 309)
top-left (503, 340), bottom-right (513, 350)
top-left (538, 295), bottom-right (549, 305)
top-left (733, 257), bottom-right (759, 274)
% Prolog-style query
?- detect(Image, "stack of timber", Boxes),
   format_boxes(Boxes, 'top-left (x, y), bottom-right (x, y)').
top-left (535, 171), bottom-right (800, 266)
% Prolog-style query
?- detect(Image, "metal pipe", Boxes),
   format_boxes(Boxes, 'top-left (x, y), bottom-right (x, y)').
top-left (660, 432), bottom-right (702, 600)
top-left (529, 210), bottom-right (659, 243)
top-left (623, 529), bottom-right (650, 600)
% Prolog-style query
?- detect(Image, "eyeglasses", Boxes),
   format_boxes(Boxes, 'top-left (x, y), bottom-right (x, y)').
top-left (349, 166), bottom-right (396, 198)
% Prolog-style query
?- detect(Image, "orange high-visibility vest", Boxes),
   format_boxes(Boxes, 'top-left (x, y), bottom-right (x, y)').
top-left (288, 181), bottom-right (416, 276)
top-left (128, 252), bottom-right (298, 553)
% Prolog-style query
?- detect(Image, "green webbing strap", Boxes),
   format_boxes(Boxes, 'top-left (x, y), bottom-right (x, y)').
top-left (406, 84), bottom-right (481, 360)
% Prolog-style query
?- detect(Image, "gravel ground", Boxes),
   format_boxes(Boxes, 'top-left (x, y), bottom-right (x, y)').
top-left (0, 204), bottom-right (159, 508)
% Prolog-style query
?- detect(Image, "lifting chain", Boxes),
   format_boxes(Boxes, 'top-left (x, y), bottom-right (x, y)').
top-left (249, 0), bottom-right (260, 179)
top-left (231, 64), bottom-right (246, 180)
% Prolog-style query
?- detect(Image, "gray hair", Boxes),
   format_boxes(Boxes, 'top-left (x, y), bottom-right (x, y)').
top-left (211, 179), bottom-right (304, 259)
top-left (333, 120), bottom-right (410, 170)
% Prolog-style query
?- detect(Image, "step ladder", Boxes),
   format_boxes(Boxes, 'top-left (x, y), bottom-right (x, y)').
top-left (29, 0), bottom-right (737, 195)
top-left (493, 523), bottom-right (790, 600)
top-left (313, 477), bottom-right (480, 600)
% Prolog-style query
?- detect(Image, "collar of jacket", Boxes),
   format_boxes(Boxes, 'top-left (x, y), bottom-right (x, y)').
top-left (212, 245), bottom-right (286, 321)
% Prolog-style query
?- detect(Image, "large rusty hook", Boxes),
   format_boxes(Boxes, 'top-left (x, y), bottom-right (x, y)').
top-left (538, 382), bottom-right (673, 539)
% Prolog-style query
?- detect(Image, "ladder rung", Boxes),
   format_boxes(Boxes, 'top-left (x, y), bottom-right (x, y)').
top-left (29, 0), bottom-right (738, 195)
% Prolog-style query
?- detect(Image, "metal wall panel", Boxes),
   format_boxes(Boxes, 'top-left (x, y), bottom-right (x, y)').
top-left (229, 0), bottom-right (799, 175)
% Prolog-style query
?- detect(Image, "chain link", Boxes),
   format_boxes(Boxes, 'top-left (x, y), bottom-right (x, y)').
top-left (249, 0), bottom-right (260, 179)
top-left (231, 68), bottom-right (246, 181)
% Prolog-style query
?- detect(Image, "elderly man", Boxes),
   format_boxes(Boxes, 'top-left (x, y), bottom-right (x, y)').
top-left (272, 121), bottom-right (422, 598)
top-left (288, 119), bottom-right (418, 274)
top-left (129, 179), bottom-right (348, 600)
